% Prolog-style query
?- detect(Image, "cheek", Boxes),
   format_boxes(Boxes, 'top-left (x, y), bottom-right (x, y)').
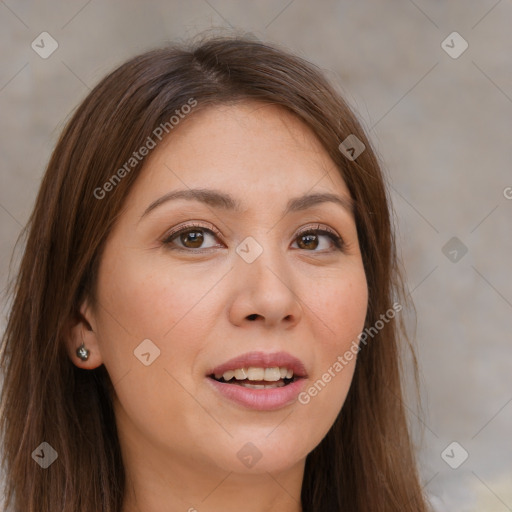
top-left (304, 265), bottom-right (368, 350)
top-left (94, 254), bottom-right (222, 451)
top-left (296, 265), bottom-right (367, 421)
top-left (94, 250), bottom-right (229, 397)
top-left (97, 251), bottom-right (221, 342)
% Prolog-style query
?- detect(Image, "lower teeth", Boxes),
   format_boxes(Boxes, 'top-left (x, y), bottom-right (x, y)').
top-left (239, 382), bottom-right (286, 389)
top-left (211, 376), bottom-right (294, 388)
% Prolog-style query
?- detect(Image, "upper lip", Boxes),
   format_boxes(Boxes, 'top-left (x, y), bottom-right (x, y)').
top-left (208, 351), bottom-right (308, 378)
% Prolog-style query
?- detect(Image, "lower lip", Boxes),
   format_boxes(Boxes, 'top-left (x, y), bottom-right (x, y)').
top-left (207, 377), bottom-right (306, 411)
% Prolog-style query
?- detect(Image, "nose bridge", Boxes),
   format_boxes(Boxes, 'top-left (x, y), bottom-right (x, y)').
top-left (231, 234), bottom-right (303, 326)
top-left (236, 230), bottom-right (288, 288)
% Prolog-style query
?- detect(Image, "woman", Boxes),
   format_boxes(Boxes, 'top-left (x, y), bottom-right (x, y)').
top-left (0, 34), bottom-right (431, 511)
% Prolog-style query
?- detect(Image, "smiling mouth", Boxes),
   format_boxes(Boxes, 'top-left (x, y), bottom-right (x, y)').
top-left (208, 366), bottom-right (299, 389)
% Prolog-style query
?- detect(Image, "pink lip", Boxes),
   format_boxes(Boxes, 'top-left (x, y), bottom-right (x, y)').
top-left (206, 351), bottom-right (308, 411)
top-left (207, 378), bottom-right (306, 411)
top-left (208, 351), bottom-right (308, 378)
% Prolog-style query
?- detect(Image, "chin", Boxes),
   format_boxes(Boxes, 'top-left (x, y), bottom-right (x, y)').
top-left (198, 429), bottom-right (316, 475)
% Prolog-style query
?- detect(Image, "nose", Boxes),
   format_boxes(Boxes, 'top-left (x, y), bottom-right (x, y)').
top-left (228, 247), bottom-right (303, 329)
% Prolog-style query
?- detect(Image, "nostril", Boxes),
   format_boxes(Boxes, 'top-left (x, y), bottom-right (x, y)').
top-left (247, 314), bottom-right (258, 321)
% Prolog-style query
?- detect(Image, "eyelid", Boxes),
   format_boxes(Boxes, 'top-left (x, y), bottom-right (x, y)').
top-left (161, 221), bottom-right (223, 244)
top-left (296, 223), bottom-right (339, 238)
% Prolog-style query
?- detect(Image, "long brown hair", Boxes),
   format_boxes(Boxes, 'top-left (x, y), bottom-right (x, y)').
top-left (0, 33), bottom-right (430, 511)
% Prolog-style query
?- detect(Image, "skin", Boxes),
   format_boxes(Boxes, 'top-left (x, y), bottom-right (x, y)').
top-left (66, 101), bottom-right (368, 512)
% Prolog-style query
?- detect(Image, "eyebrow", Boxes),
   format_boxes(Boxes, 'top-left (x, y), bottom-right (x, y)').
top-left (140, 188), bottom-right (355, 220)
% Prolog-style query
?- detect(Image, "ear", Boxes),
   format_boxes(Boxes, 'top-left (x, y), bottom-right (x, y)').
top-left (64, 298), bottom-right (104, 370)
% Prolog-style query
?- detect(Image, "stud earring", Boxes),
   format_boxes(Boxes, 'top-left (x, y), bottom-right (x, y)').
top-left (76, 342), bottom-right (90, 361)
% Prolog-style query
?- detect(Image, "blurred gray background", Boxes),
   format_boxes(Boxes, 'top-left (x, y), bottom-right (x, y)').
top-left (1, 1), bottom-right (511, 510)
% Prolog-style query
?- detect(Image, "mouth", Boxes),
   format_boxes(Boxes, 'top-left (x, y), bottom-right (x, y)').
top-left (206, 351), bottom-right (308, 411)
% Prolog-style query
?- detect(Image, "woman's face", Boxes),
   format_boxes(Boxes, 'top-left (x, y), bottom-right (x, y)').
top-left (78, 101), bottom-right (368, 479)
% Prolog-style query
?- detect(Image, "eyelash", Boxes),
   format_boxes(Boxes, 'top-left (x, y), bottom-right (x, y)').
top-left (161, 222), bottom-right (345, 253)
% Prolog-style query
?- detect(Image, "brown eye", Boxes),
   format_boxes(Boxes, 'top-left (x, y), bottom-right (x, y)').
top-left (162, 224), bottom-right (222, 251)
top-left (292, 227), bottom-right (344, 252)
top-left (178, 229), bottom-right (204, 248)
top-left (162, 223), bottom-right (344, 253)
top-left (297, 232), bottom-right (319, 250)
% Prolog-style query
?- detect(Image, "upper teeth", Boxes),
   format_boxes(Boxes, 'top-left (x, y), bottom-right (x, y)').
top-left (215, 367), bottom-right (294, 382)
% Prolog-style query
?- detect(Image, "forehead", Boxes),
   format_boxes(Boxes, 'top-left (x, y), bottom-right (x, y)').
top-left (130, 101), bottom-right (352, 213)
